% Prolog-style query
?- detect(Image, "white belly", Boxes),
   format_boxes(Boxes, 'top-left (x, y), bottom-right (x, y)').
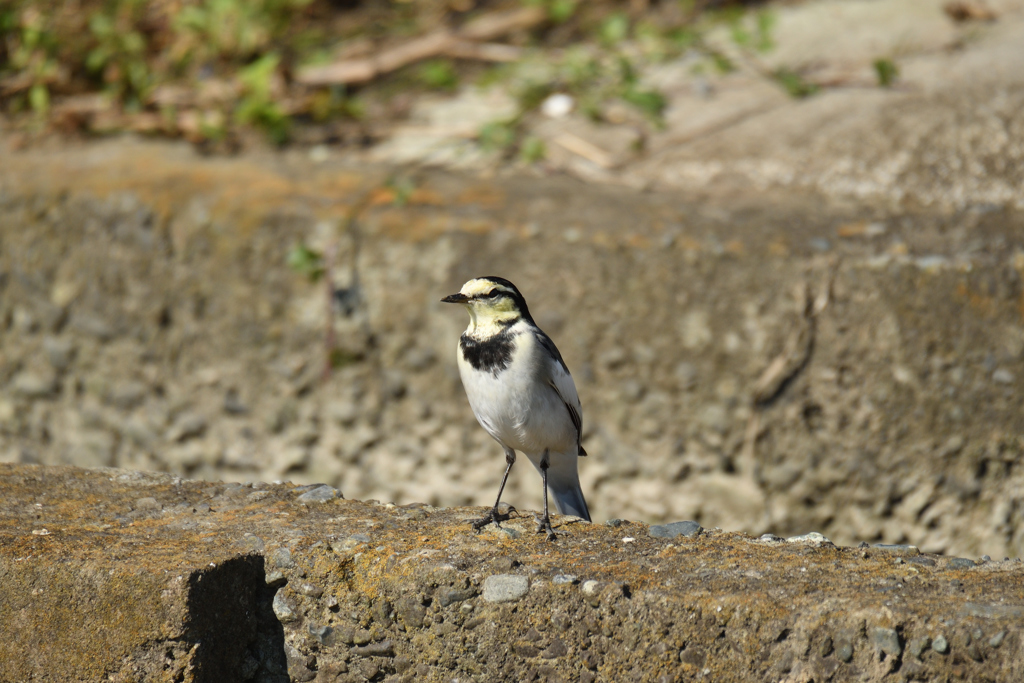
top-left (457, 340), bottom-right (576, 456)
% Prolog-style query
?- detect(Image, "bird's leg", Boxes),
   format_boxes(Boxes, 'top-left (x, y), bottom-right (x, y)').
top-left (535, 450), bottom-right (557, 541)
top-left (472, 447), bottom-right (517, 531)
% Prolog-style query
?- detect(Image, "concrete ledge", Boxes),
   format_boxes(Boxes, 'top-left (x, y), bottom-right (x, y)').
top-left (2, 463), bottom-right (1022, 682)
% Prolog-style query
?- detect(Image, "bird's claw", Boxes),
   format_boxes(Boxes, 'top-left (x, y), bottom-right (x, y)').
top-left (534, 514), bottom-right (558, 541)
top-left (471, 505), bottom-right (515, 531)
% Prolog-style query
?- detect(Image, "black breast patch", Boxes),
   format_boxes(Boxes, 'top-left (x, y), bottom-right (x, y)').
top-left (461, 330), bottom-right (515, 376)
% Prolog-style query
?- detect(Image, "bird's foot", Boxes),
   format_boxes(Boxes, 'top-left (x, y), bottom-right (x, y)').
top-left (471, 504), bottom-right (516, 531)
top-left (534, 513), bottom-right (557, 541)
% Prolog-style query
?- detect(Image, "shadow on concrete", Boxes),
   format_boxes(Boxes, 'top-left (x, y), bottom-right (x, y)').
top-left (186, 554), bottom-right (287, 683)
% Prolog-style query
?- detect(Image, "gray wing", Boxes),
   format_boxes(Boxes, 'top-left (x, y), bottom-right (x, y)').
top-left (535, 330), bottom-right (587, 456)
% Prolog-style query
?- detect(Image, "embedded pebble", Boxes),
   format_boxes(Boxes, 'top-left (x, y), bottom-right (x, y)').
top-left (869, 627), bottom-right (902, 656)
top-left (437, 587), bottom-right (476, 607)
top-left (992, 369), bottom-right (1015, 384)
top-left (906, 556), bottom-right (936, 567)
top-left (351, 640), bottom-right (395, 658)
top-left (552, 574), bottom-right (578, 585)
top-left (482, 574), bottom-right (529, 603)
top-left (166, 412), bottom-right (207, 442)
top-left (13, 372), bottom-right (56, 398)
top-left (273, 592), bottom-right (298, 622)
top-left (332, 535), bottom-right (370, 551)
top-left (269, 547), bottom-right (295, 569)
top-left (265, 570), bottom-right (287, 587)
top-left (581, 580), bottom-right (601, 596)
top-left (872, 544), bottom-right (919, 556)
top-left (43, 336), bottom-right (75, 369)
top-left (541, 638), bottom-right (568, 658)
top-left (907, 636), bottom-right (931, 660)
top-left (758, 533), bottom-right (783, 543)
top-left (242, 535), bottom-right (265, 552)
top-left (649, 521), bottom-right (702, 539)
top-left (787, 532), bottom-right (831, 545)
top-left (297, 485), bottom-right (340, 504)
top-left (989, 630), bottom-right (1006, 648)
top-left (605, 519), bottom-right (626, 528)
top-left (308, 623), bottom-right (334, 645)
top-left (110, 381), bottom-right (147, 409)
top-left (297, 582), bottom-right (324, 598)
top-left (932, 635), bottom-right (949, 653)
top-left (396, 597), bottom-right (426, 629)
top-left (947, 558), bottom-right (976, 569)
top-left (836, 641), bottom-right (853, 662)
top-left (223, 391), bottom-right (248, 415)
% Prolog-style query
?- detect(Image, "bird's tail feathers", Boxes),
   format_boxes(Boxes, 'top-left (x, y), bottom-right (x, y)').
top-left (527, 449), bottom-right (591, 522)
top-left (549, 477), bottom-right (591, 522)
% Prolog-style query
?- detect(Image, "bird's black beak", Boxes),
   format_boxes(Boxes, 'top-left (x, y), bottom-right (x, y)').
top-left (441, 292), bottom-right (469, 304)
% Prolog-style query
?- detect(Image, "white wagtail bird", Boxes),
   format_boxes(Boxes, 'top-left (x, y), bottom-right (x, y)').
top-left (442, 276), bottom-right (590, 540)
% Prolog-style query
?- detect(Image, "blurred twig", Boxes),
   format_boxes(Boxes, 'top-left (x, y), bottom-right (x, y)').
top-left (737, 260), bottom-right (838, 476)
top-left (296, 6), bottom-right (546, 86)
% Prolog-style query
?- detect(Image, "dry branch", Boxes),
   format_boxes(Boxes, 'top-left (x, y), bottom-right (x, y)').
top-left (444, 41), bottom-right (524, 63)
top-left (296, 6), bottom-right (545, 86)
top-left (552, 133), bottom-right (616, 169)
top-left (457, 6), bottom-right (546, 41)
top-left (737, 261), bottom-right (838, 477)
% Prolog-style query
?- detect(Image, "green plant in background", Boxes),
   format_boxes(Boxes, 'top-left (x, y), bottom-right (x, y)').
top-left (87, 0), bottom-right (152, 108)
top-left (479, 120), bottom-right (517, 154)
top-left (1, 7), bottom-right (61, 115)
top-left (873, 58), bottom-right (899, 87)
top-left (308, 86), bottom-right (364, 122)
top-left (384, 175), bottom-right (417, 207)
top-left (514, 80), bottom-right (554, 113)
top-left (728, 8), bottom-right (776, 54)
top-left (419, 59), bottom-right (459, 91)
top-left (699, 6), bottom-right (824, 100)
top-left (543, 0), bottom-right (579, 24)
top-left (173, 0), bottom-right (313, 65)
top-left (598, 12), bottom-right (629, 47)
top-left (287, 243), bottom-right (324, 281)
top-left (0, 0), bottom-right (826, 145)
top-left (519, 135), bottom-right (546, 164)
top-left (234, 52), bottom-right (290, 143)
top-left (772, 67), bottom-right (819, 98)
top-left (616, 56), bottom-right (666, 123)
top-left (621, 87), bottom-right (666, 119)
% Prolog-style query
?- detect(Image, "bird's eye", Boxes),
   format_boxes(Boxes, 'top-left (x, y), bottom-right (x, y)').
top-left (485, 290), bottom-right (500, 298)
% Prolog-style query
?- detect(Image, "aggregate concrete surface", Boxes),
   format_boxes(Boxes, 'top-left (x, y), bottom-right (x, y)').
top-left (2, 463), bottom-right (1022, 682)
